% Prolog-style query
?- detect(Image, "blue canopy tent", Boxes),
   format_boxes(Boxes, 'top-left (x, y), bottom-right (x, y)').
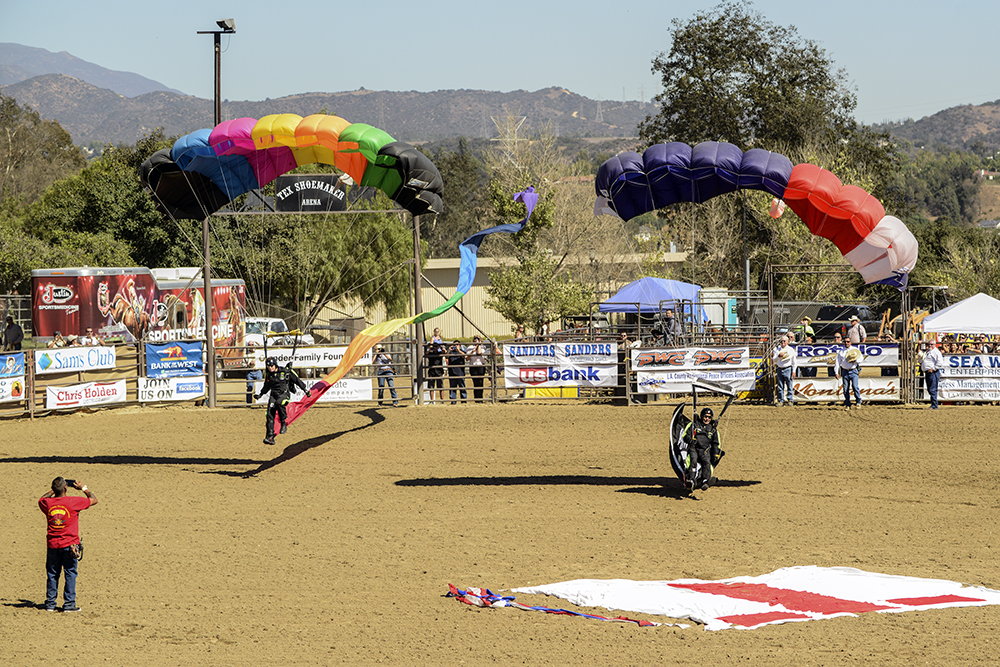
top-left (599, 277), bottom-right (703, 314)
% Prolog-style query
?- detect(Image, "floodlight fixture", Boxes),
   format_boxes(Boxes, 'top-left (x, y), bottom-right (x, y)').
top-left (216, 18), bottom-right (235, 32)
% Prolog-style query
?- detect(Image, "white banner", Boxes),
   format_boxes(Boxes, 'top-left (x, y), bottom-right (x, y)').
top-left (793, 343), bottom-right (899, 368)
top-left (0, 376), bottom-right (26, 403)
top-left (253, 377), bottom-right (372, 403)
top-left (504, 364), bottom-right (617, 388)
top-left (137, 376), bottom-right (206, 402)
top-left (503, 341), bottom-right (618, 367)
top-left (631, 347), bottom-right (751, 372)
top-left (250, 346), bottom-right (372, 370)
top-left (792, 377), bottom-right (899, 402)
top-left (46, 380), bottom-right (127, 409)
top-left (35, 346), bottom-right (117, 375)
top-left (636, 369), bottom-right (757, 393)
top-left (935, 377), bottom-right (1000, 402)
top-left (940, 354), bottom-right (1000, 377)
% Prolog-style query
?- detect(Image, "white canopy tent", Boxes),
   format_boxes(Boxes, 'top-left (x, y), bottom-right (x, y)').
top-left (921, 293), bottom-right (1000, 334)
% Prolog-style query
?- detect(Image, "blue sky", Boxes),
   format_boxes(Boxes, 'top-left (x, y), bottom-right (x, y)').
top-left (3, 0), bottom-right (997, 125)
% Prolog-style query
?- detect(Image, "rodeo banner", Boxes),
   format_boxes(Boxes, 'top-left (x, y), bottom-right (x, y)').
top-left (145, 341), bottom-right (204, 378)
top-left (0, 352), bottom-right (26, 403)
top-left (793, 343), bottom-right (899, 368)
top-left (632, 346), bottom-right (755, 394)
top-left (503, 342), bottom-right (617, 388)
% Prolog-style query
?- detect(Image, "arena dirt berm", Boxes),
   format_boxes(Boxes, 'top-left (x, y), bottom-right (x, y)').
top-left (2, 401), bottom-right (998, 665)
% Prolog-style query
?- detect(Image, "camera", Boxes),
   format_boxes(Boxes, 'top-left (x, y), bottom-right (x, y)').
top-left (65, 479), bottom-right (77, 487)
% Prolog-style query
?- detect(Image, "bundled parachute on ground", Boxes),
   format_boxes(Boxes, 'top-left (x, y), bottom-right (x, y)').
top-left (139, 114), bottom-right (444, 219)
top-left (594, 141), bottom-right (917, 289)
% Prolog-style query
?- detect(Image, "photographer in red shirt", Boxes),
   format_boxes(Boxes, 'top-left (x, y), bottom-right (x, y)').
top-left (38, 477), bottom-right (97, 612)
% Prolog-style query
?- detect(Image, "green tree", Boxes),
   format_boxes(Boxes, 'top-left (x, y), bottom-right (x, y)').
top-left (423, 138), bottom-right (488, 258)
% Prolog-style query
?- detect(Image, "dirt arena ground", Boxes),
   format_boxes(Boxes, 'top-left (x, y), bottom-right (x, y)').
top-left (3, 400), bottom-right (1000, 666)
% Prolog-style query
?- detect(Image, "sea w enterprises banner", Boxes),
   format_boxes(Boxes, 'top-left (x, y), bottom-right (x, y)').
top-left (35, 346), bottom-right (117, 375)
top-left (46, 380), bottom-right (126, 409)
top-left (251, 346), bottom-right (373, 370)
top-left (793, 377), bottom-right (899, 402)
top-left (935, 354), bottom-right (1000, 401)
top-left (273, 174), bottom-right (348, 213)
top-left (145, 341), bottom-right (204, 378)
top-left (503, 342), bottom-right (618, 388)
top-left (941, 354), bottom-right (1000, 377)
top-left (138, 377), bottom-right (206, 402)
top-left (253, 377), bottom-right (371, 403)
top-left (0, 352), bottom-right (26, 403)
top-left (794, 343), bottom-right (899, 368)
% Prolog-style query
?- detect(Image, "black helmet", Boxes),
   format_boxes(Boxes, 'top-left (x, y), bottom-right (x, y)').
top-left (265, 356), bottom-right (277, 367)
top-left (700, 407), bottom-right (714, 419)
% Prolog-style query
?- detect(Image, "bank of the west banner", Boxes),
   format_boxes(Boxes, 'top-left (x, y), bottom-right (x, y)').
top-left (633, 346), bottom-right (755, 393)
top-left (46, 380), bottom-right (127, 409)
top-left (0, 352), bottom-right (26, 403)
top-left (503, 342), bottom-right (618, 388)
top-left (145, 341), bottom-right (204, 378)
top-left (935, 354), bottom-right (1000, 401)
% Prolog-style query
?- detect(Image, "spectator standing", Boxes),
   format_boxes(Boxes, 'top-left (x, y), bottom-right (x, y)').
top-left (76, 327), bottom-right (103, 346)
top-left (797, 335), bottom-right (818, 377)
top-left (835, 338), bottom-right (863, 409)
top-left (47, 331), bottom-right (68, 348)
top-left (467, 336), bottom-right (487, 402)
top-left (374, 345), bottom-right (399, 407)
top-left (446, 340), bottom-right (467, 404)
top-left (771, 335), bottom-right (796, 405)
top-left (426, 341), bottom-right (446, 404)
top-left (827, 332), bottom-right (843, 377)
top-left (430, 327), bottom-right (443, 345)
top-left (39, 477), bottom-right (97, 612)
top-left (659, 308), bottom-right (682, 346)
top-left (794, 316), bottom-right (815, 341)
top-left (847, 315), bottom-right (867, 345)
top-left (920, 340), bottom-right (946, 409)
top-left (3, 316), bottom-right (24, 351)
top-left (978, 335), bottom-right (993, 355)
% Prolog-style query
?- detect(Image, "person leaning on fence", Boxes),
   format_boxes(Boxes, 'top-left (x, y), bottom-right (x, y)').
top-left (657, 309), bottom-right (682, 346)
top-left (447, 340), bottom-right (467, 404)
top-left (467, 336), bottom-right (487, 402)
top-left (374, 345), bottom-right (399, 407)
top-left (772, 336), bottom-right (796, 405)
top-left (835, 338), bottom-right (863, 410)
top-left (3, 315), bottom-right (23, 351)
top-left (920, 340), bottom-right (945, 409)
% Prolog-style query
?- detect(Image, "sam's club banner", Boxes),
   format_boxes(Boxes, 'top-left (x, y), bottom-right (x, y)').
top-left (503, 341), bottom-right (617, 388)
top-left (145, 341), bottom-right (204, 378)
top-left (0, 352), bottom-right (26, 403)
top-left (35, 346), bottom-right (117, 375)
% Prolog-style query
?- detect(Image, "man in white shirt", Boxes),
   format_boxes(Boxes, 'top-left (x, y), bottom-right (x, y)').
top-left (920, 340), bottom-right (945, 409)
top-left (847, 315), bottom-right (866, 345)
top-left (835, 338), bottom-right (863, 409)
top-left (771, 336), bottom-right (796, 406)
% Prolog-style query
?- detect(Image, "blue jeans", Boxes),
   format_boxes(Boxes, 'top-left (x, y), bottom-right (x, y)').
top-left (841, 368), bottom-right (861, 406)
top-left (46, 546), bottom-right (79, 609)
top-left (775, 366), bottom-right (793, 403)
top-left (377, 369), bottom-right (398, 403)
top-left (925, 369), bottom-right (940, 408)
top-left (448, 376), bottom-right (467, 403)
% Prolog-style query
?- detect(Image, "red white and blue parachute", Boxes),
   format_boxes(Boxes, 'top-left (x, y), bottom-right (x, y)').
top-left (594, 141), bottom-right (918, 288)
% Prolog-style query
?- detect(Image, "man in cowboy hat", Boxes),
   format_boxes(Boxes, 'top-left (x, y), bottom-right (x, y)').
top-left (794, 316), bottom-right (815, 340)
top-left (835, 338), bottom-right (863, 409)
top-left (920, 340), bottom-right (945, 409)
top-left (847, 315), bottom-right (866, 345)
top-left (771, 335), bottom-right (796, 405)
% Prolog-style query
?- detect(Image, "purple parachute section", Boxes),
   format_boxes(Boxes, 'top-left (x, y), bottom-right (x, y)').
top-left (594, 141), bottom-right (793, 221)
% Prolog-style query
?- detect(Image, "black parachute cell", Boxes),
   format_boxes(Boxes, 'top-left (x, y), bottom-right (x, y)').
top-left (139, 149), bottom-right (232, 221)
top-left (378, 142), bottom-right (445, 216)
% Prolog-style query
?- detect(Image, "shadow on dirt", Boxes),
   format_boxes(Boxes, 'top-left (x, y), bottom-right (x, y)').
top-left (396, 475), bottom-right (762, 500)
top-left (203, 407), bottom-right (385, 478)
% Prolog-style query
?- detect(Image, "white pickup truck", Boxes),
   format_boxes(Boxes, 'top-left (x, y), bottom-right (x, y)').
top-left (244, 317), bottom-right (315, 348)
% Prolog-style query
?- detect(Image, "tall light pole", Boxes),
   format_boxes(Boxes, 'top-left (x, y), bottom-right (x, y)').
top-left (196, 18), bottom-right (235, 407)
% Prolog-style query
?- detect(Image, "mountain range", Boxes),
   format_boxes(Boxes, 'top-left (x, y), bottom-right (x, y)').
top-left (1, 42), bottom-right (998, 154)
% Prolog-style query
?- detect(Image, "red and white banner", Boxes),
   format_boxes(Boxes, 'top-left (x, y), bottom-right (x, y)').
top-left (793, 377), bottom-right (899, 402)
top-left (45, 380), bottom-right (127, 409)
top-left (512, 566), bottom-right (1000, 631)
top-left (632, 346), bottom-right (751, 372)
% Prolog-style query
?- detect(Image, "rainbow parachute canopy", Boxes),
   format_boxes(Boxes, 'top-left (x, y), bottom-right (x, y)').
top-left (140, 114), bottom-right (444, 219)
top-left (594, 141), bottom-right (917, 289)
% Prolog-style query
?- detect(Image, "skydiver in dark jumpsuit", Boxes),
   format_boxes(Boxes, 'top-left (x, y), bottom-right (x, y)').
top-left (254, 356), bottom-right (309, 445)
top-left (683, 407), bottom-right (722, 491)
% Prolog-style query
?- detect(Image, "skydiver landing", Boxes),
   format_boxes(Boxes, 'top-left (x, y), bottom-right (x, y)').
top-left (683, 408), bottom-right (723, 492)
top-left (254, 357), bottom-right (309, 445)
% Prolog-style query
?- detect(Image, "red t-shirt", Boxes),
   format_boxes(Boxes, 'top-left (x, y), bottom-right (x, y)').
top-left (39, 496), bottom-right (92, 549)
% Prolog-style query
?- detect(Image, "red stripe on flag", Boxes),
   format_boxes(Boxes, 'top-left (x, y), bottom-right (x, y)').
top-left (718, 611), bottom-right (812, 627)
top-left (669, 582), bottom-right (897, 614)
top-left (886, 595), bottom-right (986, 606)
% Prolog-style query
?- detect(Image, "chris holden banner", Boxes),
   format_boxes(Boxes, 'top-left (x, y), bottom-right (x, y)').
top-left (145, 341), bottom-right (204, 378)
top-left (46, 380), bottom-right (126, 409)
top-left (503, 342), bottom-right (618, 388)
top-left (0, 352), bottom-right (26, 403)
top-left (632, 346), bottom-right (756, 393)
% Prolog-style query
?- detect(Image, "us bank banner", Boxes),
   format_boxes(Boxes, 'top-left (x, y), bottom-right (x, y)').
top-left (0, 352), bottom-right (26, 403)
top-left (35, 346), bottom-right (117, 375)
top-left (632, 346), bottom-right (755, 393)
top-left (46, 380), bottom-right (127, 409)
top-left (503, 342), bottom-right (618, 388)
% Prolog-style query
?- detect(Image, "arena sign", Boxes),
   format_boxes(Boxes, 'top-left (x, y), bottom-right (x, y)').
top-left (632, 346), bottom-right (751, 371)
top-left (273, 174), bottom-right (348, 213)
top-left (637, 369), bottom-right (757, 394)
